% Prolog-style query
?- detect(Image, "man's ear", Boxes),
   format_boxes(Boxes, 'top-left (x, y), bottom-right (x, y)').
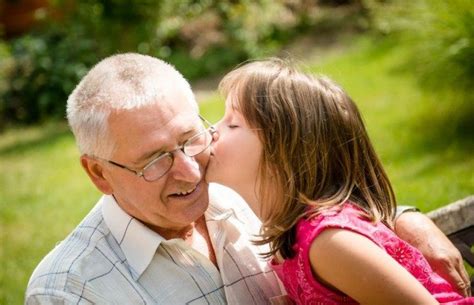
top-left (80, 155), bottom-right (113, 194)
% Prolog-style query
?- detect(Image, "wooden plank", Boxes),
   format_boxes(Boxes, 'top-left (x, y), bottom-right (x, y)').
top-left (427, 196), bottom-right (474, 236)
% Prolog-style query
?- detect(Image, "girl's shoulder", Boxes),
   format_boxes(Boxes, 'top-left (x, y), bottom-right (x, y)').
top-left (296, 202), bottom-right (389, 250)
top-left (274, 203), bottom-right (384, 304)
top-left (300, 202), bottom-right (375, 231)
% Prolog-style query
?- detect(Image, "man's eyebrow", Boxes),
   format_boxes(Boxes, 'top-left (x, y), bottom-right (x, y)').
top-left (132, 128), bottom-right (199, 165)
top-left (132, 149), bottom-right (163, 166)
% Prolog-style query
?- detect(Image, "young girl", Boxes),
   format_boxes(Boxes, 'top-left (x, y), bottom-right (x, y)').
top-left (206, 58), bottom-right (473, 305)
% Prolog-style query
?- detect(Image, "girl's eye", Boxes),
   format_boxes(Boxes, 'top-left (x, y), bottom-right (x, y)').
top-left (228, 124), bottom-right (239, 129)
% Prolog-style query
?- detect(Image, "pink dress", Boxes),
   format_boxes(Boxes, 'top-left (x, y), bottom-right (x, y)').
top-left (271, 202), bottom-right (474, 305)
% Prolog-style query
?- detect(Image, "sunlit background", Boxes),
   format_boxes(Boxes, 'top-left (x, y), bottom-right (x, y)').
top-left (1, 0), bottom-right (473, 303)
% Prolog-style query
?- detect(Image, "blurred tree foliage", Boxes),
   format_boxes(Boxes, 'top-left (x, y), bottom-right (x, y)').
top-left (2, 0), bottom-right (472, 127)
top-left (363, 0), bottom-right (474, 104)
top-left (2, 0), bottom-right (354, 126)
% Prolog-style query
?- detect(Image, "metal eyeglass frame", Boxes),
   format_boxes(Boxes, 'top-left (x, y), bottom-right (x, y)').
top-left (95, 115), bottom-right (216, 182)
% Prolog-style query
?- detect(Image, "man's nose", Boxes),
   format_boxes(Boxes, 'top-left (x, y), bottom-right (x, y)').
top-left (169, 150), bottom-right (201, 183)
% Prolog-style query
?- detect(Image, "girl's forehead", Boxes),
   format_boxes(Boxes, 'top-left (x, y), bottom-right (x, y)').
top-left (225, 93), bottom-right (241, 111)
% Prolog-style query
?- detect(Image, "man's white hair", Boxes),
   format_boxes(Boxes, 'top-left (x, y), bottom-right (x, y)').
top-left (66, 53), bottom-right (197, 158)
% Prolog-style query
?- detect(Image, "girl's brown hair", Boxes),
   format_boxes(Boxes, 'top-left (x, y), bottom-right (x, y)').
top-left (219, 58), bottom-right (396, 259)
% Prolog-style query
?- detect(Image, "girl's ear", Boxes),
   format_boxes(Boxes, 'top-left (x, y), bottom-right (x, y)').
top-left (80, 155), bottom-right (113, 194)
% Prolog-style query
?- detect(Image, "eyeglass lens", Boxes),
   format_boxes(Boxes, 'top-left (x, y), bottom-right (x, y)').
top-left (143, 129), bottom-right (212, 181)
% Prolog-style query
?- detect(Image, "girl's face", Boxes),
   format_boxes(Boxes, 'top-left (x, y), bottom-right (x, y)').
top-left (205, 94), bottom-right (263, 216)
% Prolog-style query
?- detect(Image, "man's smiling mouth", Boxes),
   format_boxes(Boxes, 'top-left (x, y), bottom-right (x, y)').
top-left (175, 185), bottom-right (196, 196)
top-left (170, 184), bottom-right (199, 198)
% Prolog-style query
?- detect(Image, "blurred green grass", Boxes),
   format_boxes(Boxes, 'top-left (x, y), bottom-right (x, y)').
top-left (305, 36), bottom-right (473, 210)
top-left (1, 35), bottom-right (473, 304)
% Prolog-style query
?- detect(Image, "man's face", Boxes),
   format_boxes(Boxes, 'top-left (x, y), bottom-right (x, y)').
top-left (103, 92), bottom-right (210, 234)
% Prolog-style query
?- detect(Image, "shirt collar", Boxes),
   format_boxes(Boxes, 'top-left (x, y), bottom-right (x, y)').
top-left (206, 192), bottom-right (240, 222)
top-left (205, 183), bottom-right (250, 227)
top-left (101, 195), bottom-right (164, 278)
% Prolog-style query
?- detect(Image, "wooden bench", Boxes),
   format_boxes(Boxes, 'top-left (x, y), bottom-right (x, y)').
top-left (427, 195), bottom-right (474, 294)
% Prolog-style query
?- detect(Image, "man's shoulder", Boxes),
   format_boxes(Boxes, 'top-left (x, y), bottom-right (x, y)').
top-left (26, 203), bottom-right (116, 302)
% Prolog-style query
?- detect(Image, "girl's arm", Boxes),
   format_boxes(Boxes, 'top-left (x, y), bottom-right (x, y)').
top-left (309, 228), bottom-right (439, 305)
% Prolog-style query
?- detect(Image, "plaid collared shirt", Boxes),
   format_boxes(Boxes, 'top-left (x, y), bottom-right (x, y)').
top-left (26, 184), bottom-right (287, 304)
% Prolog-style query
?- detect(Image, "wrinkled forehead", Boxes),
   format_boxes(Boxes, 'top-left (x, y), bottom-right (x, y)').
top-left (107, 100), bottom-right (202, 162)
top-left (155, 91), bottom-right (201, 127)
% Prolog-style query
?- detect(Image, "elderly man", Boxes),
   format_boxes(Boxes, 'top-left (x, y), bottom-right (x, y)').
top-left (26, 53), bottom-right (470, 304)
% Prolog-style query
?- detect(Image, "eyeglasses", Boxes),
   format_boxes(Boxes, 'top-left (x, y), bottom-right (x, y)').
top-left (95, 115), bottom-right (216, 182)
